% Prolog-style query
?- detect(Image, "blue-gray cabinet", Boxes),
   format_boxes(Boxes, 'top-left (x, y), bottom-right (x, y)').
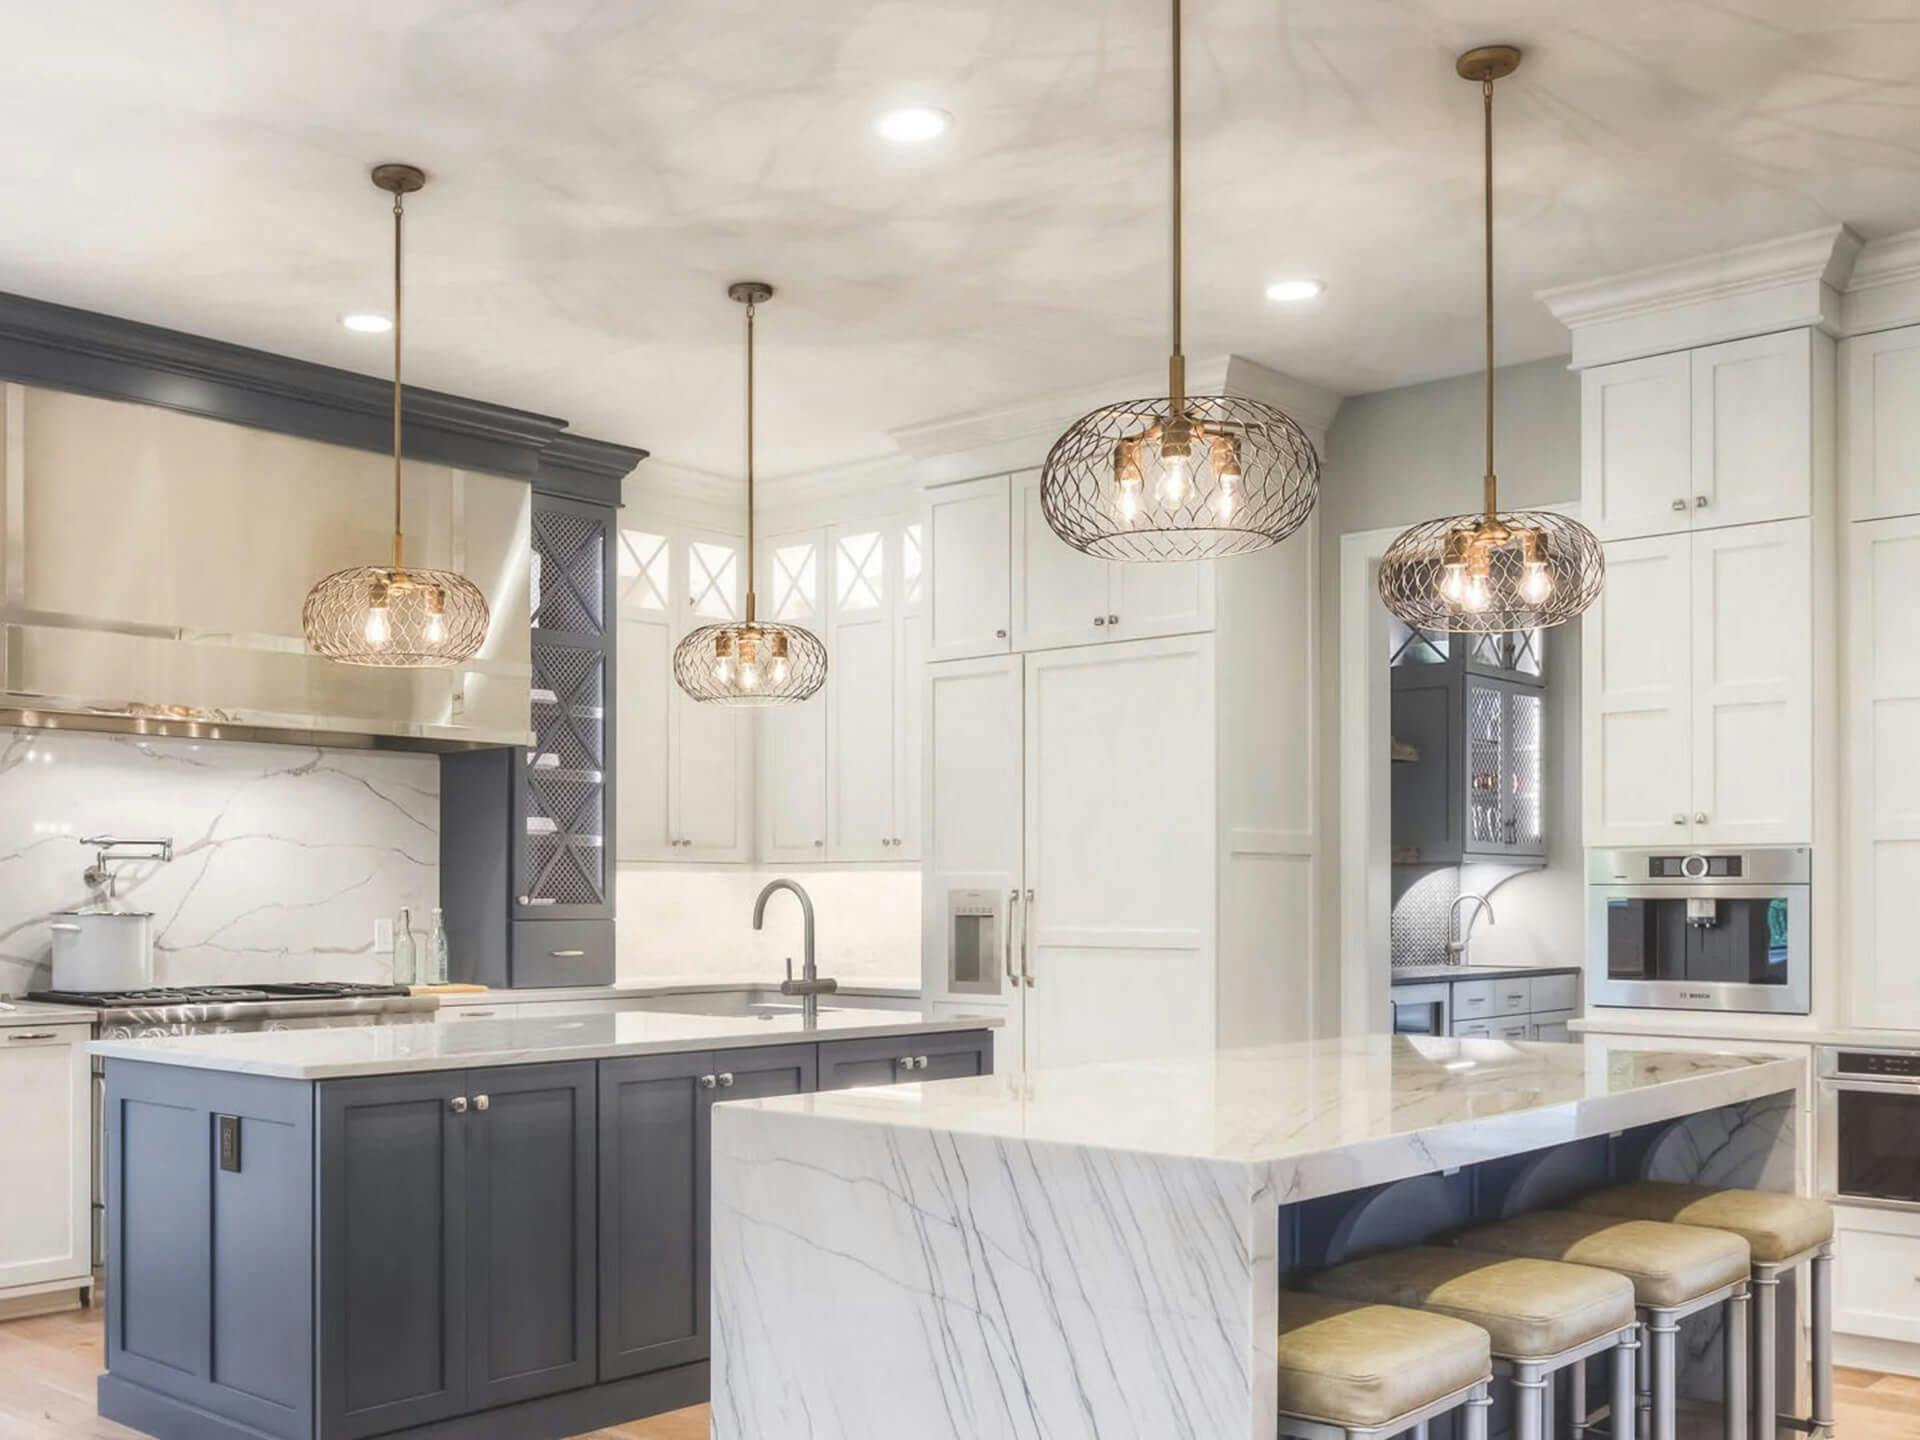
top-left (599, 1045), bottom-right (815, 1382)
top-left (316, 1062), bottom-right (597, 1438)
top-left (816, 1029), bottom-right (994, 1091)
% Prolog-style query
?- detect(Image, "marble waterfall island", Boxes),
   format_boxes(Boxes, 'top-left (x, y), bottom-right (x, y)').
top-left (710, 1035), bottom-right (1804, 1440)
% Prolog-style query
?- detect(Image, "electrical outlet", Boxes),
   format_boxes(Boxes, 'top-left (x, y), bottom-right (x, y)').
top-left (373, 917), bottom-right (394, 953)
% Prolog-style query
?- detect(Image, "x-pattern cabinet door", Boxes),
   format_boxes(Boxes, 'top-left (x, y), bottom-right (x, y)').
top-left (671, 530), bottom-right (753, 859)
top-left (829, 524), bottom-right (899, 860)
top-left (615, 525), bottom-right (676, 860)
top-left (757, 528), bottom-right (829, 861)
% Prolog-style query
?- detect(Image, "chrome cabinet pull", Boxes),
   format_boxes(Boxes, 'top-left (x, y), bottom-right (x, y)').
top-left (474, 1095), bottom-right (490, 1112)
top-left (994, 628), bottom-right (1008, 639)
top-left (1672, 498), bottom-right (1688, 512)
top-left (718, 1073), bottom-right (734, 1088)
top-left (1695, 495), bottom-right (1710, 509)
top-left (917, 1056), bottom-right (930, 1069)
top-left (700, 1074), bottom-right (718, 1090)
top-left (449, 1096), bottom-right (468, 1113)
top-left (1672, 813), bottom-right (1687, 826)
top-left (1005, 889), bottom-right (1020, 984)
top-left (7, 1031), bottom-right (57, 1041)
top-left (813, 839), bottom-right (825, 848)
top-left (1093, 616), bottom-right (1106, 627)
top-left (1695, 811), bottom-right (1709, 824)
top-left (519, 895), bottom-right (557, 906)
top-left (550, 949), bottom-right (585, 958)
top-left (1023, 887), bottom-right (1036, 987)
top-left (898, 1055), bottom-right (916, 1070)
top-left (1107, 614), bottom-right (1118, 625)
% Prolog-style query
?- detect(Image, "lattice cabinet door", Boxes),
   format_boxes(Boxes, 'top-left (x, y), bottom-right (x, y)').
top-left (1502, 688), bottom-right (1547, 858)
top-left (518, 494), bottom-right (616, 919)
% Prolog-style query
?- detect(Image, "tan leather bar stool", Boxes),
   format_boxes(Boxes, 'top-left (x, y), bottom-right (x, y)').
top-left (1570, 1182), bottom-right (1836, 1440)
top-left (1275, 1291), bottom-right (1493, 1439)
top-left (1306, 1246), bottom-right (1640, 1440)
top-left (1452, 1212), bottom-right (1751, 1440)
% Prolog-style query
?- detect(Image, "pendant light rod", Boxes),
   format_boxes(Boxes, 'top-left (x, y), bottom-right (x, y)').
top-left (1168, 0), bottom-right (1185, 408)
top-left (1454, 46), bottom-right (1518, 516)
top-left (372, 163), bottom-right (425, 569)
top-left (728, 280), bottom-right (774, 624)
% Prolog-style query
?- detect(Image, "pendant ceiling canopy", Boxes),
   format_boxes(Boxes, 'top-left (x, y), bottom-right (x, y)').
top-left (671, 283), bottom-right (828, 707)
top-left (303, 164), bottom-right (490, 667)
top-left (1038, 0), bottom-right (1319, 563)
top-left (1376, 48), bottom-right (1605, 635)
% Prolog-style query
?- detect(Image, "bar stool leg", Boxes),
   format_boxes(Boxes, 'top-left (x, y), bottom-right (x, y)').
top-left (1724, 1285), bottom-right (1749, 1440)
top-left (1636, 1322), bottom-right (1653, 1439)
top-left (1649, 1311), bottom-right (1679, 1440)
top-left (1409, 1424), bottom-right (1429, 1439)
top-left (1571, 1352), bottom-right (1589, 1436)
top-left (1464, 1380), bottom-right (1493, 1440)
top-left (1613, 1328), bottom-right (1638, 1440)
top-left (1810, 1246), bottom-right (1835, 1438)
top-left (1514, 1364), bottom-right (1548, 1440)
top-left (1753, 1269), bottom-right (1779, 1440)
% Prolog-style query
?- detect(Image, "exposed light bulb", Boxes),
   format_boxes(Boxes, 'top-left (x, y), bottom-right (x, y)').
top-left (1463, 573), bottom-right (1492, 612)
top-left (772, 655), bottom-right (792, 686)
top-left (1440, 563), bottom-right (1470, 605)
top-left (713, 655), bottom-right (735, 685)
top-left (739, 661), bottom-right (760, 691)
top-left (1520, 561), bottom-right (1553, 605)
top-left (1158, 449), bottom-right (1191, 507)
top-left (1117, 480), bottom-right (1142, 522)
top-left (424, 591), bottom-right (448, 645)
top-left (364, 603), bottom-right (390, 648)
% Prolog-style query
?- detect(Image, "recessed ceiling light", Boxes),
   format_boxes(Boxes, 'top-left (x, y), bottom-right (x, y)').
top-left (1264, 278), bottom-right (1325, 304)
top-left (340, 312), bottom-right (392, 334)
top-left (874, 106), bottom-right (951, 144)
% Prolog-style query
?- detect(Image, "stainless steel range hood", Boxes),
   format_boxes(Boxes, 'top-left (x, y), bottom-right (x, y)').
top-left (0, 383), bottom-right (534, 751)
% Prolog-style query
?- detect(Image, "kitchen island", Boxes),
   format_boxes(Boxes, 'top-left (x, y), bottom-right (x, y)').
top-left (89, 1007), bottom-right (995, 1440)
top-left (710, 1034), bottom-right (1805, 1440)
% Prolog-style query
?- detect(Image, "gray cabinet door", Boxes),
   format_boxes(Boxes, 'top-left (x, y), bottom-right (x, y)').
top-left (464, 1062), bottom-right (597, 1410)
top-left (817, 1030), bottom-right (993, 1091)
top-left (598, 1050), bottom-right (713, 1381)
top-left (318, 1071), bottom-right (470, 1439)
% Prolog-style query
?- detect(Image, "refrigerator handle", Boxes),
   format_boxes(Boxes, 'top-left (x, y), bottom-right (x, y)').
top-left (1004, 889), bottom-right (1020, 987)
top-left (1023, 888), bottom-right (1036, 987)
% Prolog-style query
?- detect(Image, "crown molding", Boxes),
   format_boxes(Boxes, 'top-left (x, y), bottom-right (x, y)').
top-left (892, 353), bottom-right (1344, 488)
top-left (1538, 225), bottom-right (1862, 369)
top-left (1842, 227), bottom-right (1920, 335)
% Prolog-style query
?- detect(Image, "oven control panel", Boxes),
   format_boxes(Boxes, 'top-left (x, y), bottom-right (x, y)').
top-left (1647, 854), bottom-right (1742, 879)
top-left (1836, 1051), bottom-right (1920, 1079)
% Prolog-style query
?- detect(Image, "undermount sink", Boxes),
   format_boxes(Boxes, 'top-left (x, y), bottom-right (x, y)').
top-left (635, 987), bottom-right (860, 1020)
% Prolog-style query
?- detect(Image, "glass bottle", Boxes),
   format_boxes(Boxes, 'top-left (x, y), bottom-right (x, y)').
top-left (427, 907), bottom-right (449, 986)
top-left (392, 906), bottom-right (417, 987)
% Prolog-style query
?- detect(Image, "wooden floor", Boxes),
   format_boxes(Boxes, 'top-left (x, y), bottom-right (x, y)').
top-left (4, 1302), bottom-right (1920, 1438)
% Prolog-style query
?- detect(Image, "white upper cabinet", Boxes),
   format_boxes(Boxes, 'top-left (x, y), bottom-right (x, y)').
top-left (926, 476), bottom-right (1011, 660)
top-left (615, 527), bottom-right (676, 860)
top-left (1690, 331), bottom-right (1813, 531)
top-left (1012, 469), bottom-right (1109, 650)
top-left (757, 529), bottom-right (829, 861)
top-left (670, 530), bottom-right (753, 859)
top-left (1843, 325), bottom-right (1920, 521)
top-left (1583, 351), bottom-right (1693, 542)
top-left (1582, 520), bottom-right (1812, 848)
top-left (1109, 549), bottom-right (1215, 641)
top-left (828, 526), bottom-right (899, 861)
top-left (1582, 330), bottom-right (1815, 540)
top-left (1848, 515), bottom-right (1920, 1027)
top-left (1689, 519), bottom-right (1812, 845)
top-left (1583, 532), bottom-right (1694, 846)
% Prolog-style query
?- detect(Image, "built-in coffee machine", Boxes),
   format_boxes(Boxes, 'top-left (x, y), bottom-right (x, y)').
top-left (1587, 846), bottom-right (1811, 1015)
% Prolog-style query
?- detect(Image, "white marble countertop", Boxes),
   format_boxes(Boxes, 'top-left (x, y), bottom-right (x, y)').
top-left (0, 999), bottom-right (96, 1024)
top-left (1390, 962), bottom-right (1582, 984)
top-left (723, 1033), bottom-right (1803, 1183)
top-left (1574, 1010), bottom-right (1920, 1050)
top-left (431, 975), bottom-right (922, 1006)
top-left (91, 1006), bottom-right (996, 1079)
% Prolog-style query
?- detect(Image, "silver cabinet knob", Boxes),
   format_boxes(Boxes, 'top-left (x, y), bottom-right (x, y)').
top-left (994, 628), bottom-right (1008, 639)
top-left (700, 1074), bottom-right (718, 1090)
top-left (916, 1056), bottom-right (930, 1069)
top-left (718, 1072), bottom-right (734, 1088)
top-left (1672, 498), bottom-right (1688, 512)
top-left (474, 1095), bottom-right (490, 1112)
top-left (898, 1056), bottom-right (915, 1069)
top-left (1093, 616), bottom-right (1106, 627)
top-left (1695, 495), bottom-right (1710, 509)
top-left (1695, 812), bottom-right (1709, 824)
top-left (1107, 614), bottom-right (1119, 625)
top-left (1672, 813), bottom-right (1687, 825)
top-left (449, 1096), bottom-right (468, 1113)
top-left (813, 839), bottom-right (825, 848)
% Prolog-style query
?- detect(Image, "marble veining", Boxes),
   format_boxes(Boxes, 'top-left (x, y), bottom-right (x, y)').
top-left (0, 726), bottom-right (438, 994)
top-left (90, 1006), bottom-right (999, 1079)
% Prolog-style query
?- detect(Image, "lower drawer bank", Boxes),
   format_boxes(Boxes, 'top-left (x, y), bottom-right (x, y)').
top-left (97, 1029), bottom-right (993, 1440)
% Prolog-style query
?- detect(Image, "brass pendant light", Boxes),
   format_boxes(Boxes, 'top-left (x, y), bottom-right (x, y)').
top-left (671, 283), bottom-right (828, 706)
top-left (1039, 0), bottom-right (1319, 562)
top-left (303, 164), bottom-right (490, 667)
top-left (1376, 49), bottom-right (1604, 634)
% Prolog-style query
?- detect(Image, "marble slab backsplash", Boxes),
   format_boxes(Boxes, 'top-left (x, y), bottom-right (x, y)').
top-left (0, 726), bottom-right (438, 995)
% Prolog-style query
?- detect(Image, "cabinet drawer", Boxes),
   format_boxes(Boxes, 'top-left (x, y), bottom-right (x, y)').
top-left (1532, 972), bottom-right (1579, 1013)
top-left (1452, 1020), bottom-right (1493, 1039)
top-left (510, 920), bottom-right (613, 989)
top-left (1494, 978), bottom-right (1533, 1016)
top-left (1451, 980), bottom-right (1496, 1021)
top-left (1835, 1219), bottom-right (1920, 1345)
top-left (1530, 1009), bottom-right (1576, 1043)
top-left (817, 1030), bottom-right (994, 1092)
top-left (1492, 1020), bottom-right (1531, 1042)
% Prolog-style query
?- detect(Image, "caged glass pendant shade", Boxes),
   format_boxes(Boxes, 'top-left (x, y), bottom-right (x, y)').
top-left (304, 163), bottom-right (490, 668)
top-left (672, 282), bottom-right (827, 707)
top-left (1040, 0), bottom-right (1318, 563)
top-left (1377, 46), bottom-right (1603, 635)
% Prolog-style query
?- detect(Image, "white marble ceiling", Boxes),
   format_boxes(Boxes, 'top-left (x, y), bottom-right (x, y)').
top-left (4, 0), bottom-right (1919, 478)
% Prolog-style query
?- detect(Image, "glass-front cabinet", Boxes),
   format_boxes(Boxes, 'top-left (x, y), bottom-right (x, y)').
top-left (1390, 619), bottom-right (1547, 866)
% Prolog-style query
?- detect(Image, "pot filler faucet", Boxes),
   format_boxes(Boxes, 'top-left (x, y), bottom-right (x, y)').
top-left (753, 878), bottom-right (837, 1025)
top-left (1447, 892), bottom-right (1496, 964)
